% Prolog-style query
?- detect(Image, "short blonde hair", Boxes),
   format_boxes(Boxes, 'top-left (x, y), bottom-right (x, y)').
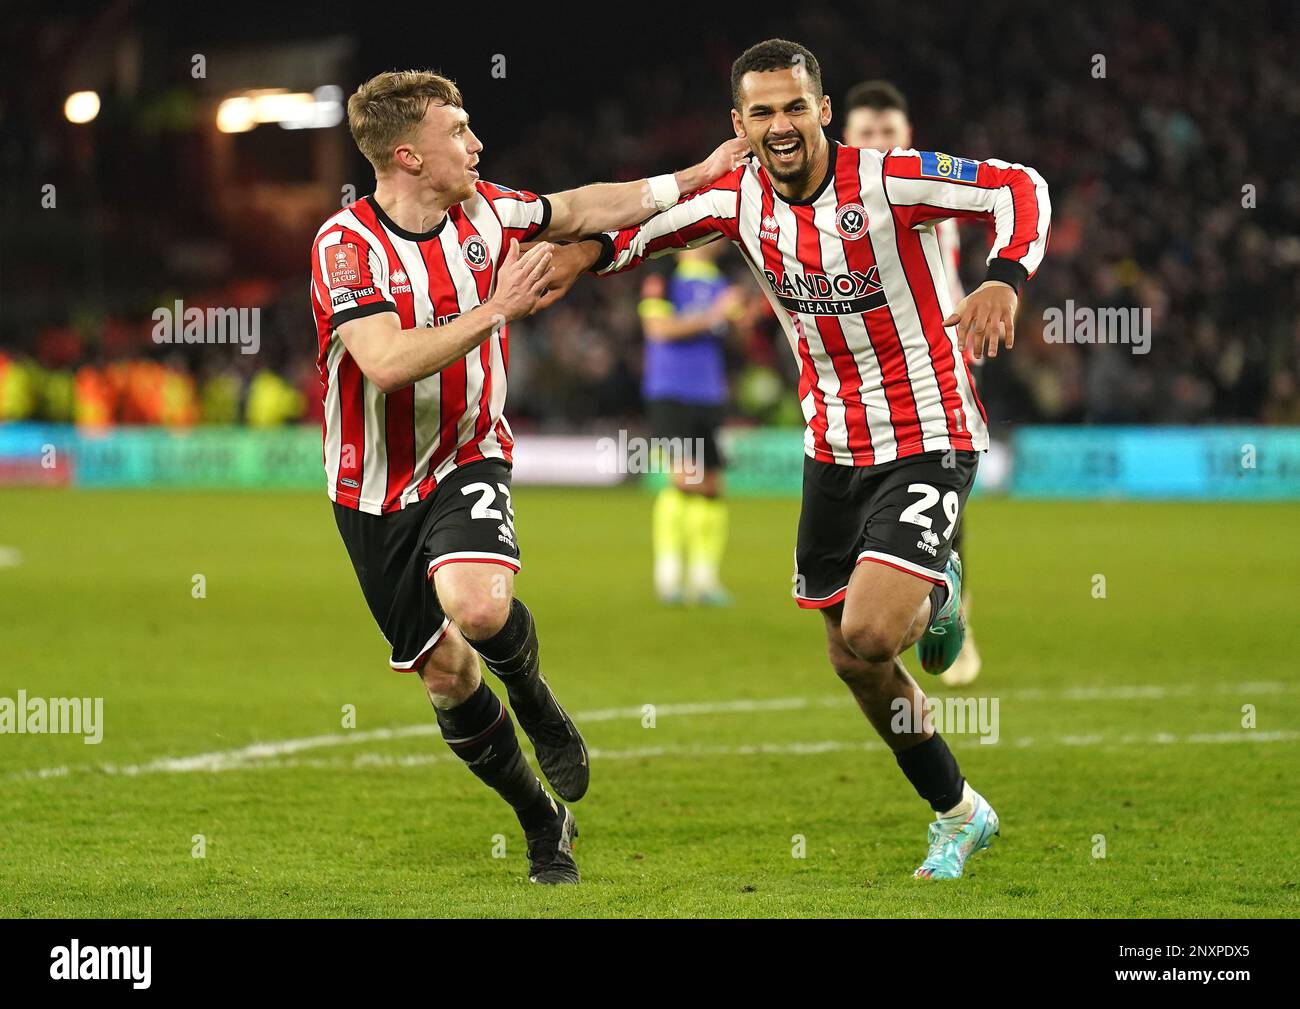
top-left (347, 70), bottom-right (464, 170)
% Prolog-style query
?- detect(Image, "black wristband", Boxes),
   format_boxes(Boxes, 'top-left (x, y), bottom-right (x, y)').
top-left (984, 258), bottom-right (1028, 292)
top-left (582, 233), bottom-right (616, 273)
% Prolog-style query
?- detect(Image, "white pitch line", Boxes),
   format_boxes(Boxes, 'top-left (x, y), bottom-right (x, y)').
top-left (41, 729), bottom-right (1300, 778)
top-left (996, 681), bottom-right (1298, 702)
top-left (0, 546), bottom-right (22, 569)
top-left (94, 697), bottom-right (827, 777)
top-left (12, 681), bottom-right (1299, 780)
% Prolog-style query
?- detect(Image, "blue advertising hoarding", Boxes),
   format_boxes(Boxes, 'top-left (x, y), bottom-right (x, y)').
top-left (1011, 427), bottom-right (1300, 500)
top-left (1, 423), bottom-right (1298, 500)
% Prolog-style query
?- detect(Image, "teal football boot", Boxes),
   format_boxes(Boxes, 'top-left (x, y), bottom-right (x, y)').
top-left (917, 551), bottom-right (965, 675)
top-left (913, 787), bottom-right (1000, 880)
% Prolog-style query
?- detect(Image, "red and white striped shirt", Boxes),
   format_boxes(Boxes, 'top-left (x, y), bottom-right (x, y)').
top-left (936, 217), bottom-right (964, 308)
top-left (599, 142), bottom-right (1050, 466)
top-left (310, 184), bottom-right (550, 514)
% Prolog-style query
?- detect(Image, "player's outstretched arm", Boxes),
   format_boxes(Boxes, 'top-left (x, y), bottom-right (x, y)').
top-left (540, 138), bottom-right (750, 242)
top-left (336, 240), bottom-right (554, 392)
top-left (882, 149), bottom-right (1051, 360)
top-left (534, 165), bottom-right (747, 310)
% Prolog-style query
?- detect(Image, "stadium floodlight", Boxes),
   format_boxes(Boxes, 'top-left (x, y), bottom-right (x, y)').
top-left (215, 96), bottom-right (257, 133)
top-left (63, 90), bottom-right (100, 124)
top-left (278, 88), bottom-right (344, 130)
top-left (216, 87), bottom-right (344, 132)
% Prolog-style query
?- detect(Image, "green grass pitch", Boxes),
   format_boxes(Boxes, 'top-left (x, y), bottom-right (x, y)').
top-left (1, 485), bottom-right (1297, 917)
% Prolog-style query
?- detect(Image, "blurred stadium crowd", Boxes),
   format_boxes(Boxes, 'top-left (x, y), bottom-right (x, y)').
top-left (1, 0), bottom-right (1296, 431)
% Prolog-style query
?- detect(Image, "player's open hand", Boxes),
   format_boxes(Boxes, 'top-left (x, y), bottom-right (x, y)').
top-left (691, 137), bottom-right (753, 189)
top-left (535, 240), bottom-right (604, 311)
top-left (488, 238), bottom-right (555, 323)
top-left (943, 280), bottom-right (1018, 359)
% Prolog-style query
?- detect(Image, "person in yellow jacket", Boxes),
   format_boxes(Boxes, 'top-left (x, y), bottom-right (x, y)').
top-left (638, 244), bottom-right (742, 605)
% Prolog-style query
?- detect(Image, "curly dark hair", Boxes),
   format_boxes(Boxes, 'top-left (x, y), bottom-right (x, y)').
top-left (730, 38), bottom-right (823, 109)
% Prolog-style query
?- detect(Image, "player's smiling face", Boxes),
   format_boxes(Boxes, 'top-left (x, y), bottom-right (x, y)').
top-left (732, 67), bottom-right (832, 194)
top-left (396, 101), bottom-right (482, 204)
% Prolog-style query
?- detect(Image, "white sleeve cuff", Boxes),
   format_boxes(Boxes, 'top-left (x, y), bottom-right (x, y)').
top-left (648, 174), bottom-right (680, 212)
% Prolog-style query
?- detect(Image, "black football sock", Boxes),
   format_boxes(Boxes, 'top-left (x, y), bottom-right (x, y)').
top-left (435, 680), bottom-right (555, 832)
top-left (895, 732), bottom-right (965, 813)
top-left (926, 581), bottom-right (950, 630)
top-left (466, 598), bottom-right (549, 720)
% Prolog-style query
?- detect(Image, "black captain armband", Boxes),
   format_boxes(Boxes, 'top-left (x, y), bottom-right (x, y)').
top-left (983, 258), bottom-right (1028, 293)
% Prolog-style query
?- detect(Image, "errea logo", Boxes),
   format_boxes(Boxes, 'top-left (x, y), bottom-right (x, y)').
top-left (390, 269), bottom-right (412, 294)
top-left (760, 214), bottom-right (780, 241)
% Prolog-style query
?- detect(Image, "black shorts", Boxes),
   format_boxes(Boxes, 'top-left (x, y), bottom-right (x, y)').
top-left (794, 450), bottom-right (978, 609)
top-left (332, 459), bottom-right (520, 670)
top-left (645, 398), bottom-right (727, 471)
